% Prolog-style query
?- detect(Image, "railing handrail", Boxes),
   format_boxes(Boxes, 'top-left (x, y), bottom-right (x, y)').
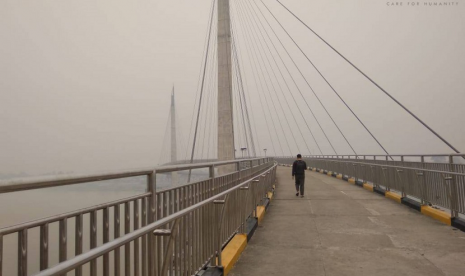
top-left (34, 162), bottom-right (277, 276)
top-left (299, 158), bottom-right (465, 177)
top-left (0, 157), bottom-right (268, 194)
top-left (277, 153), bottom-right (465, 158)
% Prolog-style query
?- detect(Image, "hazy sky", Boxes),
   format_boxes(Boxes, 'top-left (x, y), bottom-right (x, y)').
top-left (1, 0), bottom-right (464, 176)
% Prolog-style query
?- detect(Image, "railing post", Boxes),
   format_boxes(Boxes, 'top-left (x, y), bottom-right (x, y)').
top-left (237, 161), bottom-right (241, 185)
top-left (420, 156), bottom-right (427, 205)
top-left (449, 155), bottom-right (458, 217)
top-left (213, 197), bottom-right (228, 268)
top-left (252, 179), bottom-right (259, 217)
top-left (363, 156), bottom-right (367, 183)
top-left (147, 170), bottom-right (157, 276)
top-left (374, 156), bottom-right (377, 188)
top-left (210, 165), bottom-right (215, 179)
top-left (249, 160), bottom-right (253, 179)
top-left (400, 155), bottom-right (406, 197)
top-left (153, 219), bottom-right (180, 276)
top-left (240, 186), bottom-right (250, 233)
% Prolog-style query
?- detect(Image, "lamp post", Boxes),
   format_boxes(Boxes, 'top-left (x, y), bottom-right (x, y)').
top-left (263, 148), bottom-right (267, 157)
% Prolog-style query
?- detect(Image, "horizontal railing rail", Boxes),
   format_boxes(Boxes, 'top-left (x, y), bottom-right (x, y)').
top-left (275, 154), bottom-right (465, 218)
top-left (0, 157), bottom-right (275, 276)
top-left (33, 163), bottom-right (276, 276)
top-left (0, 158), bottom-right (269, 193)
top-left (277, 154), bottom-right (465, 158)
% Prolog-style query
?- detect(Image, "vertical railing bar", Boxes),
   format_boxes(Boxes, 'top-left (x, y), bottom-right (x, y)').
top-left (90, 210), bottom-right (97, 276)
top-left (158, 192), bottom-right (167, 276)
top-left (181, 187), bottom-right (186, 275)
top-left (209, 167), bottom-right (214, 263)
top-left (171, 189), bottom-right (175, 276)
top-left (114, 204), bottom-right (121, 276)
top-left (124, 202), bottom-right (130, 276)
top-left (75, 214), bottom-right (83, 276)
top-left (59, 218), bottom-right (67, 263)
top-left (187, 186), bottom-right (191, 275)
top-left (196, 185), bottom-right (201, 272)
top-left (147, 170), bottom-right (157, 276)
top-left (103, 207), bottom-right (110, 276)
top-left (134, 199), bottom-right (140, 276)
top-left (189, 186), bottom-right (193, 275)
top-left (18, 229), bottom-right (27, 276)
top-left (40, 223), bottom-right (49, 271)
top-left (201, 182), bottom-right (206, 264)
top-left (174, 189), bottom-right (179, 275)
top-left (142, 197), bottom-right (147, 276)
top-left (156, 193), bottom-right (163, 276)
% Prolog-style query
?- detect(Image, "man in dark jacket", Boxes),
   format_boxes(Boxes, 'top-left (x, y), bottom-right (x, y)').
top-left (292, 154), bottom-right (307, 197)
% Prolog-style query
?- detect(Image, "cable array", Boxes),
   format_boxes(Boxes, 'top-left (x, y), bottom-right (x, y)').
top-left (184, 0), bottom-right (459, 160)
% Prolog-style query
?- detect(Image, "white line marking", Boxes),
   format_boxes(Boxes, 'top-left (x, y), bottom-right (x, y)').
top-left (365, 208), bottom-right (380, 216)
top-left (340, 191), bottom-right (348, 196)
top-left (307, 199), bottom-right (314, 214)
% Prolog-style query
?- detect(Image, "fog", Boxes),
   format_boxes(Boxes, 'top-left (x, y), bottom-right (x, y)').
top-left (1, 0), bottom-right (464, 177)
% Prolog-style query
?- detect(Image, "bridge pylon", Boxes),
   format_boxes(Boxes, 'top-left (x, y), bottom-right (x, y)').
top-left (217, 0), bottom-right (235, 174)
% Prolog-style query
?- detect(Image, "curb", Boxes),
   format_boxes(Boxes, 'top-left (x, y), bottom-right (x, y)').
top-left (198, 184), bottom-right (275, 276)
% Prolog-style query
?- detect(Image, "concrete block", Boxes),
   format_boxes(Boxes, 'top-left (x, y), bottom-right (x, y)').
top-left (385, 191), bottom-right (402, 203)
top-left (267, 191), bottom-right (273, 202)
top-left (421, 206), bottom-right (451, 225)
top-left (355, 180), bottom-right (364, 187)
top-left (257, 206), bottom-right (266, 225)
top-left (373, 186), bottom-right (386, 196)
top-left (363, 183), bottom-right (374, 192)
top-left (401, 197), bottom-right (421, 212)
top-left (452, 217), bottom-right (465, 232)
top-left (263, 198), bottom-right (270, 211)
top-left (221, 234), bottom-right (247, 275)
top-left (246, 217), bottom-right (258, 241)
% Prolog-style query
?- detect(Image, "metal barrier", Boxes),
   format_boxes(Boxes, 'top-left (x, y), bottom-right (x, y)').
top-left (0, 158), bottom-right (276, 276)
top-left (276, 155), bottom-right (465, 217)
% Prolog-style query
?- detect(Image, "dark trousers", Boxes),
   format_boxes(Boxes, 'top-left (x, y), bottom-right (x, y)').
top-left (295, 174), bottom-right (305, 195)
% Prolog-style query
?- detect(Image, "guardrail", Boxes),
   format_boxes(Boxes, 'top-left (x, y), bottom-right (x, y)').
top-left (0, 157), bottom-right (276, 276)
top-left (275, 154), bottom-right (465, 217)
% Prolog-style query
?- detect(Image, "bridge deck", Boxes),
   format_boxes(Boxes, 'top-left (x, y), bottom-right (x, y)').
top-left (230, 166), bottom-right (465, 276)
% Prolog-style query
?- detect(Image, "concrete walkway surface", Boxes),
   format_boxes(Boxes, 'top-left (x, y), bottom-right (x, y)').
top-left (229, 166), bottom-right (465, 276)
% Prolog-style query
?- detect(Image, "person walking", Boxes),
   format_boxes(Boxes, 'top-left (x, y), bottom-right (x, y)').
top-left (292, 154), bottom-right (307, 197)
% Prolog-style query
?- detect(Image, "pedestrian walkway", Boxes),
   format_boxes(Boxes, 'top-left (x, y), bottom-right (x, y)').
top-left (229, 166), bottom-right (465, 276)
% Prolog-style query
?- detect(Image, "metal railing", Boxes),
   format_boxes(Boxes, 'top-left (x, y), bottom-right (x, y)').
top-left (0, 157), bottom-right (276, 276)
top-left (276, 154), bottom-right (465, 217)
